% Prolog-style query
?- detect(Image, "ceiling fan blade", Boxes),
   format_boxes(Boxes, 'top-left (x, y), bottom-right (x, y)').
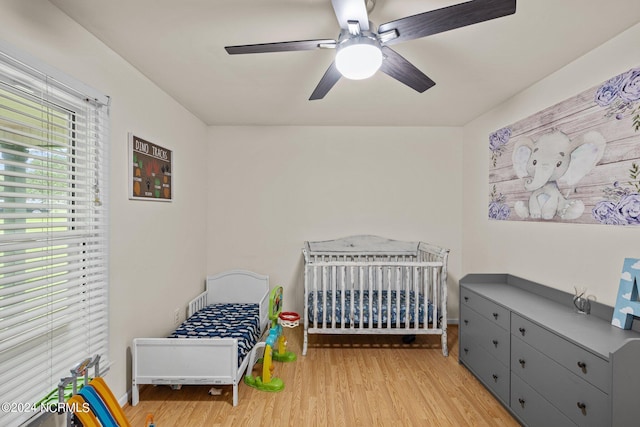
top-left (225, 39), bottom-right (336, 55)
top-left (309, 62), bottom-right (342, 100)
top-left (378, 0), bottom-right (516, 45)
top-left (379, 46), bottom-right (435, 93)
top-left (331, 0), bottom-right (370, 31)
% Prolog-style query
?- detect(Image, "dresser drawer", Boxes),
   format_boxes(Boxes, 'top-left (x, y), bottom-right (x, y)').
top-left (460, 287), bottom-right (510, 330)
top-left (511, 373), bottom-right (576, 427)
top-left (460, 331), bottom-right (509, 404)
top-left (460, 304), bottom-right (509, 366)
top-left (511, 313), bottom-right (610, 392)
top-left (511, 336), bottom-right (610, 427)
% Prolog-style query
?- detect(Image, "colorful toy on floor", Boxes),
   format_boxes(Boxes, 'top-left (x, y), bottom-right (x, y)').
top-left (146, 413), bottom-right (156, 427)
top-left (274, 311), bottom-right (299, 362)
top-left (244, 286), bottom-right (298, 392)
top-left (53, 354), bottom-right (141, 427)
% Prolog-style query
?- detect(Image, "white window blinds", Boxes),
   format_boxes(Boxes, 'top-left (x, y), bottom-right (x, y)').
top-left (0, 46), bottom-right (110, 427)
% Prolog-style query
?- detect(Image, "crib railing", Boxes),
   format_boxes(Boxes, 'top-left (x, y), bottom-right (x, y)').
top-left (307, 260), bottom-right (443, 328)
top-left (303, 243), bottom-right (449, 356)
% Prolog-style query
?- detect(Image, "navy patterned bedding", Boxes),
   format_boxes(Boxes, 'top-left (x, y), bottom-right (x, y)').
top-left (169, 303), bottom-right (261, 365)
top-left (307, 290), bottom-right (433, 326)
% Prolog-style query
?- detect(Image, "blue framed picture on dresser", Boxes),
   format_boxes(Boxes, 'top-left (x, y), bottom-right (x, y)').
top-left (611, 257), bottom-right (640, 329)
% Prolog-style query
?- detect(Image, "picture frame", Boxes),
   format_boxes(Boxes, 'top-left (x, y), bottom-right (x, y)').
top-left (488, 65), bottom-right (640, 225)
top-left (611, 257), bottom-right (640, 330)
top-left (128, 133), bottom-right (173, 201)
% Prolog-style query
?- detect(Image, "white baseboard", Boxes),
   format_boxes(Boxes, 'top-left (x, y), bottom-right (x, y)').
top-left (118, 391), bottom-right (129, 407)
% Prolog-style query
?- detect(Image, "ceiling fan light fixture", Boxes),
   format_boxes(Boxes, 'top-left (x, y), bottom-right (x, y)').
top-left (335, 36), bottom-right (382, 80)
top-left (225, 0), bottom-right (517, 99)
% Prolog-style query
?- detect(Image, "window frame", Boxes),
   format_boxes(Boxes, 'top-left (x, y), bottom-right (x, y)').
top-left (0, 41), bottom-right (110, 427)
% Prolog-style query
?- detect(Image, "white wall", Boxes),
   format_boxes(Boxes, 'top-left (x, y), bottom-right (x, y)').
top-left (0, 0), bottom-right (208, 400)
top-left (206, 126), bottom-right (463, 318)
top-left (462, 23), bottom-right (640, 307)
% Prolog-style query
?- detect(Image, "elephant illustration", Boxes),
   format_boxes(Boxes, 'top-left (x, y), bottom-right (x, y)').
top-left (512, 130), bottom-right (606, 220)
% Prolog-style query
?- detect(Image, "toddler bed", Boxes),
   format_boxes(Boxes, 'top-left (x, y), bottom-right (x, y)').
top-left (131, 270), bottom-right (270, 407)
top-left (303, 235), bottom-right (450, 356)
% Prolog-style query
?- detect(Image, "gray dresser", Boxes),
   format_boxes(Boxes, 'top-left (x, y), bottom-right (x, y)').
top-left (459, 274), bottom-right (640, 427)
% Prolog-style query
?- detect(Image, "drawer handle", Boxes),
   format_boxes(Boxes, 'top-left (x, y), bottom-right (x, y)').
top-left (492, 312), bottom-right (499, 320)
top-left (577, 361), bottom-right (587, 374)
top-left (463, 348), bottom-right (469, 354)
top-left (518, 327), bottom-right (526, 336)
top-left (464, 319), bottom-right (469, 325)
top-left (518, 398), bottom-right (526, 409)
top-left (464, 296), bottom-right (469, 302)
top-left (577, 402), bottom-right (587, 416)
top-left (492, 339), bottom-right (499, 348)
top-left (492, 374), bottom-right (498, 383)
top-left (518, 358), bottom-right (526, 368)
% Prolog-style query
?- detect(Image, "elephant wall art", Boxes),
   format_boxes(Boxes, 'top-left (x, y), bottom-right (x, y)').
top-left (511, 130), bottom-right (605, 220)
top-left (488, 65), bottom-right (640, 226)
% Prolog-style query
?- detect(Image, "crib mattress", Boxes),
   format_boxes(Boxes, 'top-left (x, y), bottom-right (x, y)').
top-left (169, 303), bottom-right (260, 365)
top-left (307, 290), bottom-right (432, 326)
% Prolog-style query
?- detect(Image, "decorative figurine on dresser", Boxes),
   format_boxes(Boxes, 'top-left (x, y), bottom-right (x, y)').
top-left (459, 273), bottom-right (640, 427)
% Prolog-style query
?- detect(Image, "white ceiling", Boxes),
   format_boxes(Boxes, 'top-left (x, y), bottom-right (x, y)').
top-left (48, 0), bottom-right (640, 127)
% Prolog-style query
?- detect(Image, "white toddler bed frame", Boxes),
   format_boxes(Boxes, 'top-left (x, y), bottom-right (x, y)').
top-left (303, 235), bottom-right (450, 356)
top-left (131, 270), bottom-right (270, 407)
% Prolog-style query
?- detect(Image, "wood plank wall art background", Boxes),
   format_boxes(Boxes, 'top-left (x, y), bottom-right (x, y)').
top-left (489, 66), bottom-right (640, 225)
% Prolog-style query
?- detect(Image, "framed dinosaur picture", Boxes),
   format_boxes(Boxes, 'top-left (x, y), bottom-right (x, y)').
top-left (128, 133), bottom-right (173, 201)
top-left (489, 65), bottom-right (640, 225)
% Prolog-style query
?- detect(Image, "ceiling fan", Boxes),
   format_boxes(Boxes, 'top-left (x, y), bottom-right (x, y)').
top-left (225, 0), bottom-right (516, 100)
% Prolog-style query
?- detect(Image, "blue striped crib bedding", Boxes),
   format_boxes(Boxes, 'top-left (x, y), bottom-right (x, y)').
top-left (169, 303), bottom-right (261, 365)
top-left (307, 290), bottom-right (433, 326)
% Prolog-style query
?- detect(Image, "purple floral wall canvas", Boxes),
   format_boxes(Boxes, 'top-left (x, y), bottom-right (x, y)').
top-left (489, 66), bottom-right (640, 225)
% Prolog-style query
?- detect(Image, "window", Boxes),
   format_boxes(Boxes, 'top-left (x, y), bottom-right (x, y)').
top-left (0, 46), bottom-right (109, 427)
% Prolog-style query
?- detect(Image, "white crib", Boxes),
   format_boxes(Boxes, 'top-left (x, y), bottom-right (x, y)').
top-left (302, 235), bottom-right (449, 356)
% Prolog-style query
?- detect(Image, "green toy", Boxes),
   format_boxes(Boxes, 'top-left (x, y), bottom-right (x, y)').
top-left (244, 286), bottom-right (298, 392)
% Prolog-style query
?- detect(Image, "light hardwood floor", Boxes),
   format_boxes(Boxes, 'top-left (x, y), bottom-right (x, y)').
top-left (123, 326), bottom-right (519, 426)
